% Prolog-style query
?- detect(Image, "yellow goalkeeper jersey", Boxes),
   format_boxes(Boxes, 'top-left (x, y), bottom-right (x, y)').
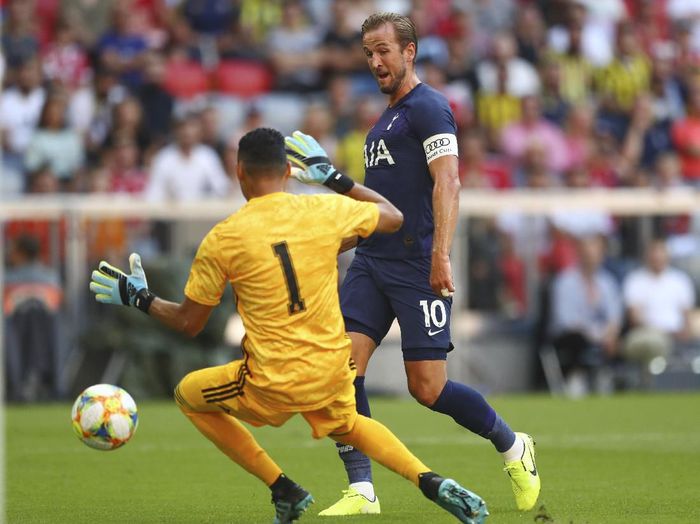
top-left (184, 191), bottom-right (379, 411)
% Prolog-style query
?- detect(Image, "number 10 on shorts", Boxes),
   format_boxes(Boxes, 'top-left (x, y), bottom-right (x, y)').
top-left (419, 299), bottom-right (447, 328)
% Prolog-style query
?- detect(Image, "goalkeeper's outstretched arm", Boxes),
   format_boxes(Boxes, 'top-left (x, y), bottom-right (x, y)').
top-left (147, 296), bottom-right (213, 338)
top-left (89, 254), bottom-right (214, 336)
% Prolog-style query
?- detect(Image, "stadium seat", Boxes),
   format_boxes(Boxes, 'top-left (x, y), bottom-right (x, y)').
top-left (163, 59), bottom-right (210, 99)
top-left (213, 60), bottom-right (273, 98)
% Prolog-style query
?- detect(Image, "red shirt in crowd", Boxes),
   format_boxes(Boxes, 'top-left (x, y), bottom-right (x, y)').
top-left (672, 117), bottom-right (700, 180)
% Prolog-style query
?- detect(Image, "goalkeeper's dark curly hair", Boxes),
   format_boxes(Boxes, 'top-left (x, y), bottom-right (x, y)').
top-left (238, 127), bottom-right (287, 177)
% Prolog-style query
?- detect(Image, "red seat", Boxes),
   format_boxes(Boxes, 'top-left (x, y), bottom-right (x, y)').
top-left (213, 60), bottom-right (272, 98)
top-left (163, 60), bottom-right (209, 99)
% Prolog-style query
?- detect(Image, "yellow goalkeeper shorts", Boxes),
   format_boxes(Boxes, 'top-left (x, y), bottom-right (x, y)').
top-left (174, 359), bottom-right (357, 438)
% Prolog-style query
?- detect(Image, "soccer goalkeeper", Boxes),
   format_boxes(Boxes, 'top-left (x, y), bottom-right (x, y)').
top-left (89, 127), bottom-right (488, 524)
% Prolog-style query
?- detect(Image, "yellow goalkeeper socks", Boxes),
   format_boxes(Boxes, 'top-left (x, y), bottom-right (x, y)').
top-left (181, 409), bottom-right (283, 486)
top-left (330, 415), bottom-right (429, 486)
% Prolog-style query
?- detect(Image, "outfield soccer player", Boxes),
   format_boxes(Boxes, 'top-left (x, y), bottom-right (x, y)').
top-left (286, 12), bottom-right (540, 516)
top-left (89, 128), bottom-right (489, 524)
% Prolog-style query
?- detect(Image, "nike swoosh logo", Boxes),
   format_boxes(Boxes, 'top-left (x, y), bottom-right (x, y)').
top-left (386, 114), bottom-right (399, 130)
top-left (428, 329), bottom-right (444, 336)
top-left (528, 447), bottom-right (537, 476)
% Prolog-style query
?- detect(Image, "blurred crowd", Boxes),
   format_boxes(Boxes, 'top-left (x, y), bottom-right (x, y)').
top-left (4, 0), bottom-right (700, 397)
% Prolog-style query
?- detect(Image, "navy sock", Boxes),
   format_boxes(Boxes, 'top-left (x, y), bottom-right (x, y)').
top-left (336, 376), bottom-right (373, 484)
top-left (430, 380), bottom-right (516, 452)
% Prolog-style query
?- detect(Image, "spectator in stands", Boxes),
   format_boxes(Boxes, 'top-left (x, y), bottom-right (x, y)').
top-left (547, 0), bottom-right (621, 68)
top-left (459, 0), bottom-right (516, 39)
top-left (182, 0), bottom-right (237, 37)
top-left (421, 59), bottom-right (472, 127)
top-left (4, 234), bottom-right (63, 402)
top-left (198, 106), bottom-right (225, 160)
top-left (103, 97), bottom-right (150, 156)
top-left (218, 7), bottom-right (267, 61)
top-left (474, 61), bottom-right (520, 145)
top-left (501, 95), bottom-right (569, 176)
top-left (24, 91), bottom-right (85, 189)
top-left (267, 0), bottom-right (323, 92)
top-left (475, 32), bottom-right (540, 98)
top-left (1, 0), bottom-right (40, 72)
top-left (513, 4), bottom-right (546, 65)
top-left (41, 18), bottom-right (90, 91)
top-left (440, 7), bottom-right (478, 82)
top-left (548, 13), bottom-right (594, 106)
top-left (167, 14), bottom-right (205, 63)
top-left (145, 115), bottom-right (230, 202)
top-left (235, 0), bottom-right (285, 45)
top-left (106, 135), bottom-right (147, 194)
top-left (299, 102), bottom-right (338, 160)
top-left (1, 57), bottom-right (45, 165)
top-left (622, 239), bottom-right (696, 367)
top-left (539, 56), bottom-right (569, 126)
top-left (672, 20), bottom-right (700, 87)
top-left (672, 82), bottom-right (700, 183)
top-left (595, 21), bottom-right (651, 137)
top-left (182, 0), bottom-right (239, 67)
top-left (320, 0), bottom-right (366, 81)
top-left (335, 97), bottom-right (377, 184)
top-left (326, 73), bottom-right (356, 138)
top-left (97, 1), bottom-right (149, 88)
top-left (621, 93), bottom-right (675, 173)
top-left (561, 103), bottom-right (594, 172)
top-left (61, 0), bottom-right (116, 49)
top-left (137, 52), bottom-right (174, 152)
top-left (73, 66), bottom-right (127, 160)
top-left (550, 235), bottom-right (623, 396)
top-left (649, 43), bottom-right (686, 123)
top-left (458, 129), bottom-right (511, 189)
top-left (667, 1), bottom-right (700, 64)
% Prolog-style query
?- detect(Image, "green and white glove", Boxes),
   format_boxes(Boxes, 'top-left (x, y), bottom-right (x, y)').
top-left (89, 253), bottom-right (155, 313)
top-left (284, 130), bottom-right (355, 193)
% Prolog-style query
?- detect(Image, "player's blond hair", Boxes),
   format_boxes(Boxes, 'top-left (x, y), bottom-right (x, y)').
top-left (361, 12), bottom-right (418, 63)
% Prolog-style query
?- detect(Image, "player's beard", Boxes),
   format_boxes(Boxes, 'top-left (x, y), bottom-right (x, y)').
top-left (378, 61), bottom-right (407, 95)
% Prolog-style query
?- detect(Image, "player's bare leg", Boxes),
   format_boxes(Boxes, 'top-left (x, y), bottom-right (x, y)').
top-left (404, 360), bottom-right (541, 511)
top-left (320, 332), bottom-right (380, 516)
top-left (330, 415), bottom-right (488, 524)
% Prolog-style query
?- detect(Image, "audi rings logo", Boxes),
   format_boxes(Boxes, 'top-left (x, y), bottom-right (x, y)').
top-left (425, 137), bottom-right (451, 153)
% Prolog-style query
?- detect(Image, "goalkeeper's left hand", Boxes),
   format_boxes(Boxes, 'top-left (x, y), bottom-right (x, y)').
top-left (285, 130), bottom-right (338, 185)
top-left (285, 130), bottom-right (355, 193)
top-left (90, 253), bottom-right (153, 311)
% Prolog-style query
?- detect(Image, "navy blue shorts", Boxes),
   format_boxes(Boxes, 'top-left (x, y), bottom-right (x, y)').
top-left (340, 254), bottom-right (453, 361)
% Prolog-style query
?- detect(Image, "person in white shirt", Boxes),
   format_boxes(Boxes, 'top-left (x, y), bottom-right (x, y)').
top-left (1, 58), bottom-right (46, 195)
top-left (145, 115), bottom-right (231, 202)
top-left (475, 32), bottom-right (540, 98)
top-left (622, 239), bottom-right (696, 363)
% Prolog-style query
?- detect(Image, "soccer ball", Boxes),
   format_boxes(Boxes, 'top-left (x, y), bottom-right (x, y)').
top-left (71, 384), bottom-right (138, 450)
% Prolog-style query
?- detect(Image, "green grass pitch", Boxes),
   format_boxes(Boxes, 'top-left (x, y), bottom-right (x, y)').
top-left (6, 393), bottom-right (700, 523)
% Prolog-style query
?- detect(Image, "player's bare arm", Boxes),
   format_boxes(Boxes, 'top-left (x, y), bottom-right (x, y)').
top-left (89, 252), bottom-right (215, 338)
top-left (339, 236), bottom-right (359, 254)
top-left (428, 154), bottom-right (460, 297)
top-left (147, 296), bottom-right (214, 338)
top-left (344, 182), bottom-right (403, 233)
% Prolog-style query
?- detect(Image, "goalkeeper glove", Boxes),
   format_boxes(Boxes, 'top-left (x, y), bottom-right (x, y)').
top-left (284, 130), bottom-right (355, 193)
top-left (89, 253), bottom-right (155, 313)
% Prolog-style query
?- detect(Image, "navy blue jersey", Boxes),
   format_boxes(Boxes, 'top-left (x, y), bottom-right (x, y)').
top-left (356, 83), bottom-right (458, 259)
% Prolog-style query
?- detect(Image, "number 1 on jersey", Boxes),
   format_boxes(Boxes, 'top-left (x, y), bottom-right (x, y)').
top-left (272, 241), bottom-right (306, 315)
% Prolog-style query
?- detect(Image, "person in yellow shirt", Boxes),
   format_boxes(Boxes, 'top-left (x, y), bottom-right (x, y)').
top-left (89, 128), bottom-right (488, 524)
